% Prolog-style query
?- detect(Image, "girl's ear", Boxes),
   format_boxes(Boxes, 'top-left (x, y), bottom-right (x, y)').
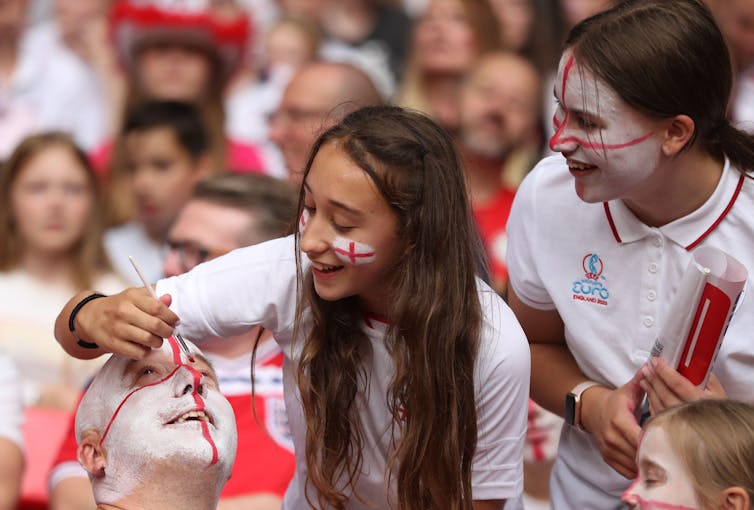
top-left (720, 487), bottom-right (750, 510)
top-left (661, 114), bottom-right (695, 157)
top-left (77, 429), bottom-right (107, 478)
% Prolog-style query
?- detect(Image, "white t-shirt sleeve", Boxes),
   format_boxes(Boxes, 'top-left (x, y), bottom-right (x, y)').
top-left (472, 286), bottom-right (530, 500)
top-left (155, 235), bottom-right (301, 344)
top-left (506, 158), bottom-right (557, 310)
top-left (0, 353), bottom-right (25, 450)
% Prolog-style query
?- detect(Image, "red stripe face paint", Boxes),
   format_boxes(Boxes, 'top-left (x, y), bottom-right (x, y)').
top-left (621, 426), bottom-right (701, 510)
top-left (549, 50), bottom-right (665, 204)
top-left (77, 338), bottom-right (237, 500)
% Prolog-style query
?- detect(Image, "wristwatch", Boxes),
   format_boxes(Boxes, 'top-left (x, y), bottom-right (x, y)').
top-left (565, 381), bottom-right (601, 430)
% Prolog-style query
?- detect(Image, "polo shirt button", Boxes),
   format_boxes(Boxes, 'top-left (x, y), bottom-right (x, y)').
top-left (653, 237), bottom-right (662, 247)
top-left (643, 317), bottom-right (654, 327)
top-left (647, 290), bottom-right (657, 301)
top-left (648, 263), bottom-right (658, 273)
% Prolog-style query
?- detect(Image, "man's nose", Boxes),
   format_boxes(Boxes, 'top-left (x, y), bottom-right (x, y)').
top-left (174, 367), bottom-right (206, 397)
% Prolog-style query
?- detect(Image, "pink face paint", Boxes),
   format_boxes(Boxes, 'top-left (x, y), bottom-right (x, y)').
top-left (333, 235), bottom-right (376, 265)
top-left (549, 50), bottom-right (665, 203)
top-left (525, 399), bottom-right (562, 464)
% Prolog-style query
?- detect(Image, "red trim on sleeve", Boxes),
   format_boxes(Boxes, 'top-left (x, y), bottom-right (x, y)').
top-left (685, 173), bottom-right (745, 251)
top-left (603, 202), bottom-right (622, 243)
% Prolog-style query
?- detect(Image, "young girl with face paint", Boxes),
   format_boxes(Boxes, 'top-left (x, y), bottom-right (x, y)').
top-left (622, 399), bottom-right (754, 510)
top-left (505, 0), bottom-right (754, 508)
top-left (55, 105), bottom-right (530, 510)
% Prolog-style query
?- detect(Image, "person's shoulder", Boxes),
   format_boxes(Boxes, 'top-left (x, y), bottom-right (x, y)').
top-left (520, 153), bottom-right (571, 190)
top-left (476, 281), bottom-right (528, 354)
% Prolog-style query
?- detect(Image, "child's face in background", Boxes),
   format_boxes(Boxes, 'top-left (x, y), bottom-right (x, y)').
top-left (622, 425), bottom-right (701, 510)
top-left (125, 127), bottom-right (209, 240)
top-left (136, 42), bottom-right (213, 102)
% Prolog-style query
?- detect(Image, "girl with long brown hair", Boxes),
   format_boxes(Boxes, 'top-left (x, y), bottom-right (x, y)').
top-left (54, 106), bottom-right (530, 509)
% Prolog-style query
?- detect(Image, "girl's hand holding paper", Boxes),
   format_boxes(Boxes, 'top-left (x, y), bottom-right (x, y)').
top-left (639, 357), bottom-right (728, 415)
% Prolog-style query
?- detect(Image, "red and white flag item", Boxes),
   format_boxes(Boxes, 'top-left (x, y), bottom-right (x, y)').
top-left (333, 236), bottom-right (376, 265)
top-left (650, 246), bottom-right (747, 388)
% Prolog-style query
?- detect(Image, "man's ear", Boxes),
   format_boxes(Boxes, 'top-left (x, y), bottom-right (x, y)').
top-left (720, 487), bottom-right (750, 510)
top-left (661, 114), bottom-right (696, 157)
top-left (77, 429), bottom-right (107, 478)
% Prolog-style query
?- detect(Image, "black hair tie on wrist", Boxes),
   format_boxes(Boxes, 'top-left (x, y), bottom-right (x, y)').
top-left (68, 292), bottom-right (107, 349)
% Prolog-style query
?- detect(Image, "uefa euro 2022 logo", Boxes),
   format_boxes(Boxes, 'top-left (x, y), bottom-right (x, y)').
top-left (572, 253), bottom-right (610, 305)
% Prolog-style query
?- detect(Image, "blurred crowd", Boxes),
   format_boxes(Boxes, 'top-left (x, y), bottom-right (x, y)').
top-left (0, 0), bottom-right (752, 508)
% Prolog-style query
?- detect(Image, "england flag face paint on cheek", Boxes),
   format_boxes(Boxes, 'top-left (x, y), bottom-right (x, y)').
top-left (333, 235), bottom-right (376, 265)
top-left (298, 208), bottom-right (310, 235)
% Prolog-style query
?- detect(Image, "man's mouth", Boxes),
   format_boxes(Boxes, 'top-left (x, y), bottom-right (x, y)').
top-left (167, 410), bottom-right (214, 426)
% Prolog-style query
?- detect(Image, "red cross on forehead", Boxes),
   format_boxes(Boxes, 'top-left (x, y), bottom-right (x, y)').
top-left (549, 55), bottom-right (654, 152)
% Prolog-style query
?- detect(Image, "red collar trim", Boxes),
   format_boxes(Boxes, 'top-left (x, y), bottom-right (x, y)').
top-left (603, 202), bottom-right (622, 243)
top-left (684, 172), bottom-right (745, 251)
top-left (363, 313), bottom-right (390, 329)
top-left (602, 172), bottom-right (745, 250)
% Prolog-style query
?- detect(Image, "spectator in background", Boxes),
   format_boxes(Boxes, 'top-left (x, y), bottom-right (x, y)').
top-left (50, 173), bottom-right (298, 510)
top-left (95, 0), bottom-right (268, 226)
top-left (0, 0), bottom-right (105, 158)
top-left (396, 0), bottom-right (501, 135)
top-left (0, 353), bottom-right (24, 510)
top-left (457, 51), bottom-right (542, 292)
top-left (268, 60), bottom-right (383, 186)
top-left (103, 101), bottom-right (212, 286)
top-left (705, 0), bottom-right (754, 132)
top-left (226, 14), bottom-right (323, 178)
top-left (0, 132), bottom-right (125, 411)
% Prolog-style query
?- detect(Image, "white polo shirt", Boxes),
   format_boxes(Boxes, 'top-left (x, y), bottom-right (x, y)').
top-left (157, 234), bottom-right (530, 508)
top-left (507, 154), bottom-right (754, 509)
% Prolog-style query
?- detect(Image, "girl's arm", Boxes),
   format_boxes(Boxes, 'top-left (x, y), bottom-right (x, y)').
top-left (508, 288), bottom-right (643, 480)
top-left (54, 288), bottom-right (179, 360)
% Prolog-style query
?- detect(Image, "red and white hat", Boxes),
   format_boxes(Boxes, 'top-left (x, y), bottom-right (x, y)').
top-left (110, 0), bottom-right (251, 81)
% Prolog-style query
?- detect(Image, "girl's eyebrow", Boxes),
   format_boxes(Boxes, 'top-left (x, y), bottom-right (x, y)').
top-left (303, 181), bottom-right (364, 217)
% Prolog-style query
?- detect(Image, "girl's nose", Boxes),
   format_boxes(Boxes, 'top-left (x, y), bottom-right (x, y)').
top-left (299, 213), bottom-right (328, 256)
top-left (549, 114), bottom-right (579, 154)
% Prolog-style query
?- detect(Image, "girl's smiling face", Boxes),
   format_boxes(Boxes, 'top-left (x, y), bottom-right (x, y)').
top-left (299, 141), bottom-right (402, 315)
top-left (622, 425), bottom-right (701, 510)
top-left (549, 49), bottom-right (668, 204)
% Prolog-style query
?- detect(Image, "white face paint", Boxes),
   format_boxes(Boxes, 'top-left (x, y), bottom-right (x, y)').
top-left (621, 426), bottom-right (701, 510)
top-left (550, 49), bottom-right (665, 203)
top-left (76, 338), bottom-right (237, 504)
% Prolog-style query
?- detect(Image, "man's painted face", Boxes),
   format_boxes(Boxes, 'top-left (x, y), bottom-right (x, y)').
top-left (550, 49), bottom-right (665, 203)
top-left (622, 425), bottom-right (701, 510)
top-left (79, 338), bottom-right (237, 500)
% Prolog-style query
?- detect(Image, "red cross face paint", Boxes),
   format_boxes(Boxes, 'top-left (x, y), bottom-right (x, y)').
top-left (75, 338), bottom-right (237, 504)
top-left (333, 235), bottom-right (377, 265)
top-left (621, 426), bottom-right (701, 510)
top-left (550, 49), bottom-right (665, 204)
top-left (524, 399), bottom-right (562, 464)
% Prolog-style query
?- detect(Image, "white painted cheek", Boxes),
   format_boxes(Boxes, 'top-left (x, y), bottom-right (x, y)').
top-left (204, 390), bottom-right (237, 472)
top-left (332, 235), bottom-right (376, 265)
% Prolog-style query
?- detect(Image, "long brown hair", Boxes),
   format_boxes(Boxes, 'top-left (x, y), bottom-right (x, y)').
top-left (566, 0), bottom-right (754, 173)
top-left (292, 106), bottom-right (483, 509)
top-left (646, 399), bottom-right (754, 509)
top-left (0, 132), bottom-right (111, 290)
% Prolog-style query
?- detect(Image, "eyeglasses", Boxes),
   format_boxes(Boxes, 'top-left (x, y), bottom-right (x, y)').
top-left (165, 240), bottom-right (230, 272)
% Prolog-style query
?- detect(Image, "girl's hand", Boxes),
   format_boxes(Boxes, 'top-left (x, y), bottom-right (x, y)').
top-left (63, 288), bottom-right (179, 359)
top-left (580, 372), bottom-right (644, 479)
top-left (639, 357), bottom-right (727, 414)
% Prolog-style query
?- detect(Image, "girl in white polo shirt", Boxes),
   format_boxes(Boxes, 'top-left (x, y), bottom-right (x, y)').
top-left (55, 106), bottom-right (530, 510)
top-left (506, 0), bottom-right (754, 508)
